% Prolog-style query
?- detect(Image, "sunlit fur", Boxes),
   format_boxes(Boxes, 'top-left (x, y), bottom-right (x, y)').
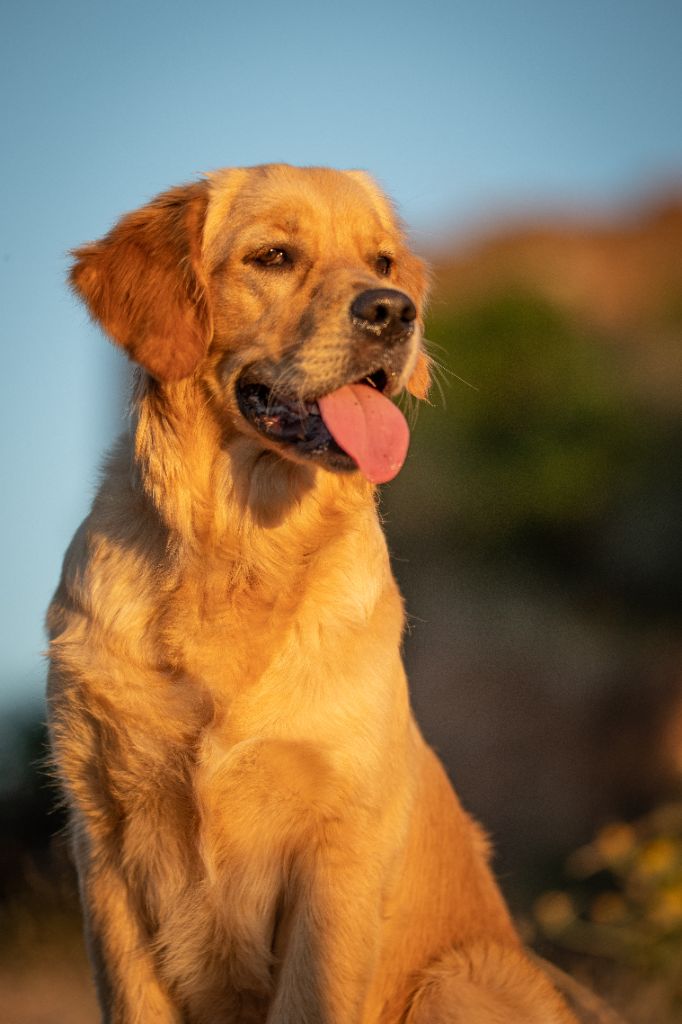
top-left (47, 165), bottom-right (577, 1023)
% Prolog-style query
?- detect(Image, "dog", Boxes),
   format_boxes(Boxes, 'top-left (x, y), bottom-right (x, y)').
top-left (47, 164), bottom-right (580, 1023)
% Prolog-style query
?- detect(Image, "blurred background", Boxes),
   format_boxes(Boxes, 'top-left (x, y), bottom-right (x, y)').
top-left (1, 1), bottom-right (681, 1021)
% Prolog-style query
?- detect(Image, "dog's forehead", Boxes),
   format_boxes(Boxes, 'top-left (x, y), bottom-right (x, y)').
top-left (203, 164), bottom-right (401, 265)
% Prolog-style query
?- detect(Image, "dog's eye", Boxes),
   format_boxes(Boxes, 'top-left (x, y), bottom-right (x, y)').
top-left (253, 247), bottom-right (290, 268)
top-left (375, 254), bottom-right (393, 277)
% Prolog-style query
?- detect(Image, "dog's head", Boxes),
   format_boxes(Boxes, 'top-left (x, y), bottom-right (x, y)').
top-left (71, 164), bottom-right (430, 483)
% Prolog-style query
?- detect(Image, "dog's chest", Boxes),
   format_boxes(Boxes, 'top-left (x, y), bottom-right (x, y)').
top-left (159, 511), bottom-right (394, 686)
top-left (119, 539), bottom-right (402, 1000)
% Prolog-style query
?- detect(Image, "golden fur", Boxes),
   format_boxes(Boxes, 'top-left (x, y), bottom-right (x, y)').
top-left (47, 164), bottom-right (578, 1023)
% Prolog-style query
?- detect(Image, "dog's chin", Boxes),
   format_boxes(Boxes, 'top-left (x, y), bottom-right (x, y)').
top-left (235, 367), bottom-right (391, 474)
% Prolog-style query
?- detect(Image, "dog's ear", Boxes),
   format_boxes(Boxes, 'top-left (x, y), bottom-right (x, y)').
top-left (70, 182), bottom-right (211, 381)
top-left (406, 349), bottom-right (432, 400)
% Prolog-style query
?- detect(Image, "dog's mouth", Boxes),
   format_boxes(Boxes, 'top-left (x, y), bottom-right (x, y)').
top-left (235, 367), bottom-right (410, 483)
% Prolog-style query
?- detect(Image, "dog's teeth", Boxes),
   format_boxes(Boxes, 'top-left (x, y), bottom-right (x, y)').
top-left (309, 401), bottom-right (320, 415)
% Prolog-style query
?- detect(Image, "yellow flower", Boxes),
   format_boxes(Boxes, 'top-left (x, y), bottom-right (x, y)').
top-left (534, 891), bottom-right (576, 932)
top-left (647, 883), bottom-right (682, 929)
top-left (594, 822), bottom-right (636, 866)
top-left (634, 838), bottom-right (679, 880)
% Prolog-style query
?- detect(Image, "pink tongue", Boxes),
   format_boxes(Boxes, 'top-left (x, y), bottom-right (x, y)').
top-left (317, 384), bottom-right (410, 484)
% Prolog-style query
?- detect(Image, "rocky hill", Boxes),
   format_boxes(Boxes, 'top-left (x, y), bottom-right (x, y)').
top-left (427, 193), bottom-right (682, 404)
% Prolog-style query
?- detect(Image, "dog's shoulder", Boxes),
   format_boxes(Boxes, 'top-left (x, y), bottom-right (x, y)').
top-left (47, 435), bottom-right (171, 671)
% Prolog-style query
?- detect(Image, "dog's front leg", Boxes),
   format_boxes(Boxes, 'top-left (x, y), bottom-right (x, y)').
top-left (267, 835), bottom-right (382, 1024)
top-left (48, 681), bottom-right (182, 1024)
top-left (72, 825), bottom-right (182, 1024)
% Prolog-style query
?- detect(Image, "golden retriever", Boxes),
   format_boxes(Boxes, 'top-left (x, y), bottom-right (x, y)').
top-left (47, 164), bottom-right (581, 1023)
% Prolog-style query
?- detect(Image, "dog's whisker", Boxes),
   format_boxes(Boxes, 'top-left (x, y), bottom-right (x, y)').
top-left (422, 339), bottom-right (479, 394)
top-left (430, 366), bottom-right (448, 409)
top-left (437, 363), bottom-right (478, 393)
top-left (421, 336), bottom-right (451, 357)
top-left (397, 390), bottom-right (421, 430)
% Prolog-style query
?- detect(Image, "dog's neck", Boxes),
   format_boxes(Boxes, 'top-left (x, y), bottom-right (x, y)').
top-left (130, 374), bottom-right (382, 575)
top-left (123, 376), bottom-right (397, 670)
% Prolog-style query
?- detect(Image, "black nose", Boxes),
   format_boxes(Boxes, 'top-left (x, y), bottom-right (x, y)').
top-left (350, 288), bottom-right (417, 343)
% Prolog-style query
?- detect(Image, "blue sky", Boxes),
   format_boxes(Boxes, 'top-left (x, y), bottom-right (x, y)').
top-left (1, 0), bottom-right (681, 710)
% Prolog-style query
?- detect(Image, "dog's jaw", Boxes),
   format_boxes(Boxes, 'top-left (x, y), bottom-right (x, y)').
top-left (233, 363), bottom-right (411, 480)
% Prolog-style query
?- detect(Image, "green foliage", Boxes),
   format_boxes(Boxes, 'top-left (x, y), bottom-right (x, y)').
top-left (389, 290), bottom-right (663, 559)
